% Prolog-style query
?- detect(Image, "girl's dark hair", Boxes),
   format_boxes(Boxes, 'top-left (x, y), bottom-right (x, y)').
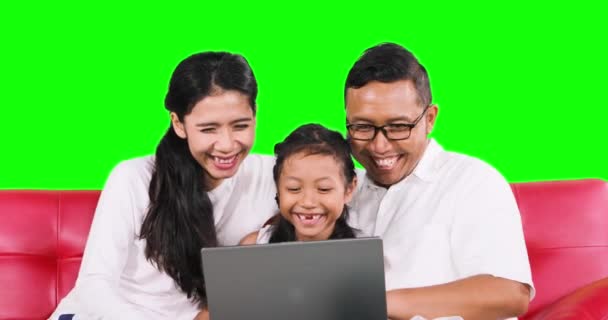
top-left (269, 123), bottom-right (357, 243)
top-left (139, 52), bottom-right (257, 306)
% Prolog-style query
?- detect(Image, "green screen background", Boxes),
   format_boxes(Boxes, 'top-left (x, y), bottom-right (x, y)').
top-left (1, 2), bottom-right (606, 189)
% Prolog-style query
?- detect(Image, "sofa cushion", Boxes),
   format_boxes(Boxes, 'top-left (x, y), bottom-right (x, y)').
top-left (0, 191), bottom-right (99, 320)
top-left (512, 179), bottom-right (608, 317)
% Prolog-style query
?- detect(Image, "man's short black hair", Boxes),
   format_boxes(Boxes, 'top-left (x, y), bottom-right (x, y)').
top-left (345, 42), bottom-right (432, 107)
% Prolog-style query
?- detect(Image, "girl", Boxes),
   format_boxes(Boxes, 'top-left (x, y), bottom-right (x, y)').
top-left (241, 123), bottom-right (358, 244)
top-left (51, 52), bottom-right (277, 320)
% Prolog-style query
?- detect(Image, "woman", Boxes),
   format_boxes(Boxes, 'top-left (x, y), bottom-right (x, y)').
top-left (51, 52), bottom-right (276, 320)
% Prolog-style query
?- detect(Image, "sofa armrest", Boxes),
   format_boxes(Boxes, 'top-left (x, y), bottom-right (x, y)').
top-left (526, 276), bottom-right (608, 320)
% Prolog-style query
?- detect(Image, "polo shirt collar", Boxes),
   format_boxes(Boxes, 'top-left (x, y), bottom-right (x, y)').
top-left (410, 138), bottom-right (442, 183)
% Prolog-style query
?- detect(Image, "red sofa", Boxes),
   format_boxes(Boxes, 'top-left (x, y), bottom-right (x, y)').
top-left (1, 179), bottom-right (607, 320)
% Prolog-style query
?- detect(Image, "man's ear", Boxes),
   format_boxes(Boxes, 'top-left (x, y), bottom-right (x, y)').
top-left (171, 112), bottom-right (187, 139)
top-left (425, 104), bottom-right (439, 135)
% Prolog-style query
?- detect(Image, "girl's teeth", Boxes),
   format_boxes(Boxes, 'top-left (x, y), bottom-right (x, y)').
top-left (297, 214), bottom-right (322, 221)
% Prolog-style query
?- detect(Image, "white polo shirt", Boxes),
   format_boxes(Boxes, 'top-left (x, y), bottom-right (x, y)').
top-left (349, 139), bottom-right (534, 298)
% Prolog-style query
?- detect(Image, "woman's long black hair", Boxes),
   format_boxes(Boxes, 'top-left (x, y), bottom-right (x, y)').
top-left (268, 123), bottom-right (357, 243)
top-left (139, 52), bottom-right (257, 306)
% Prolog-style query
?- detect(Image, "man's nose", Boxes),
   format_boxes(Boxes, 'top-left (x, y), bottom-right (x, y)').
top-left (369, 129), bottom-right (392, 154)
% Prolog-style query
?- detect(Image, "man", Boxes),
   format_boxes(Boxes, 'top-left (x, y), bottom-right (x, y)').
top-left (345, 43), bottom-right (534, 320)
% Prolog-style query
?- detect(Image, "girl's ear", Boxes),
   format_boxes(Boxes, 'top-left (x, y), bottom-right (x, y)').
top-left (344, 176), bottom-right (357, 204)
top-left (171, 112), bottom-right (187, 139)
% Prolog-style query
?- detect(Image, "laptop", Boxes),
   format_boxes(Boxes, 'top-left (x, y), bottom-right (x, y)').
top-left (201, 237), bottom-right (387, 320)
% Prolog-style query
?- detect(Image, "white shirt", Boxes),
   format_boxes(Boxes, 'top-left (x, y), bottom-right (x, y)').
top-left (349, 139), bottom-right (534, 297)
top-left (51, 154), bottom-right (277, 320)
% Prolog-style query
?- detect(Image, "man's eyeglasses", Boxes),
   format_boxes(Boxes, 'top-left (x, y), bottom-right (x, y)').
top-left (346, 106), bottom-right (429, 141)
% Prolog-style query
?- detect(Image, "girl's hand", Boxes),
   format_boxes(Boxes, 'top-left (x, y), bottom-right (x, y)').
top-left (193, 309), bottom-right (210, 320)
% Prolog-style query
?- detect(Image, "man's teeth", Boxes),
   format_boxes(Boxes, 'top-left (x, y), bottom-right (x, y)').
top-left (374, 156), bottom-right (398, 167)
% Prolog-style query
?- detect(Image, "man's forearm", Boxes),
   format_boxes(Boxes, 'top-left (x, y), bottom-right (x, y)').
top-left (386, 275), bottom-right (530, 320)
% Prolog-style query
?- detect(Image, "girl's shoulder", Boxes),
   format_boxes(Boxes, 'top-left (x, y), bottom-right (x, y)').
top-left (255, 224), bottom-right (275, 244)
top-left (239, 224), bottom-right (274, 245)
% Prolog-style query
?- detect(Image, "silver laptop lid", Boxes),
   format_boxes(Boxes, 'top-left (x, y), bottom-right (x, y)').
top-left (201, 237), bottom-right (387, 320)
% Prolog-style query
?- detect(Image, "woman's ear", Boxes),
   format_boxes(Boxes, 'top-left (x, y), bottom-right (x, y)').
top-left (171, 112), bottom-right (187, 139)
top-left (344, 176), bottom-right (358, 203)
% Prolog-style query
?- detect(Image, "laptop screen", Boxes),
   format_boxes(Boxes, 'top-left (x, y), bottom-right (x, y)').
top-left (201, 237), bottom-right (387, 320)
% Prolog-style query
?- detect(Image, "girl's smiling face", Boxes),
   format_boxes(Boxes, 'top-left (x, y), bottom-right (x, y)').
top-left (277, 152), bottom-right (355, 241)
